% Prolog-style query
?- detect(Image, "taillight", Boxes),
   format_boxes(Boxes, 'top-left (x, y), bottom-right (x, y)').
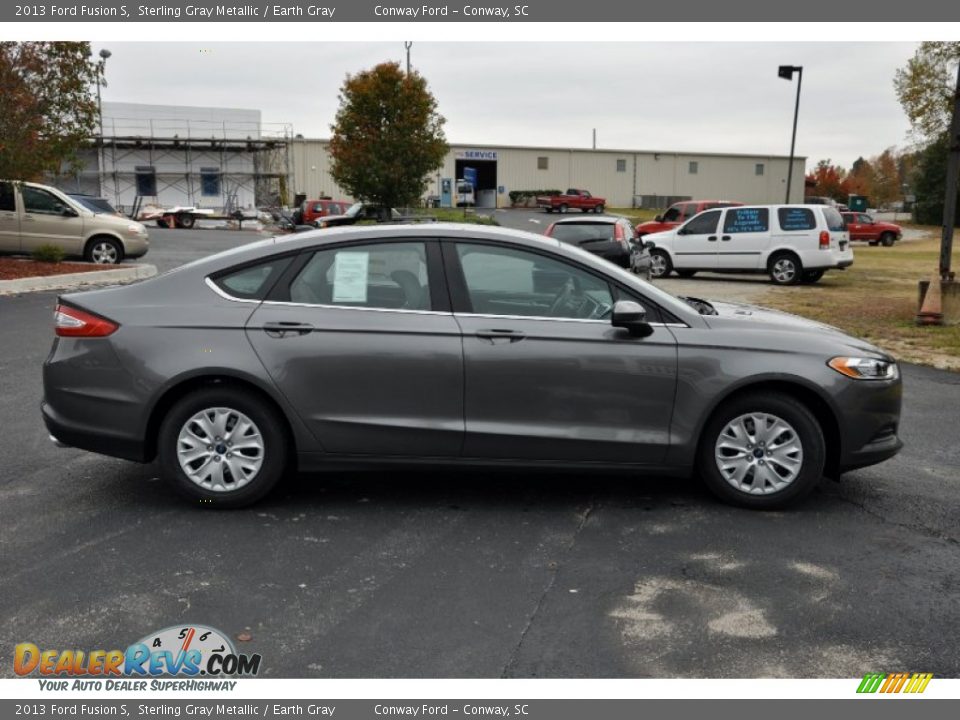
top-left (614, 223), bottom-right (629, 249)
top-left (54, 304), bottom-right (118, 337)
top-left (819, 231), bottom-right (830, 250)
top-left (545, 223), bottom-right (556, 236)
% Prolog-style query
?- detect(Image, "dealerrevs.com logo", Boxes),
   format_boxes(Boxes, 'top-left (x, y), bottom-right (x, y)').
top-left (14, 625), bottom-right (262, 682)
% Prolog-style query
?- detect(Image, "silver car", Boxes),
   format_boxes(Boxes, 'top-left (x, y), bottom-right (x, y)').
top-left (1, 180), bottom-right (149, 263)
top-left (42, 224), bottom-right (902, 509)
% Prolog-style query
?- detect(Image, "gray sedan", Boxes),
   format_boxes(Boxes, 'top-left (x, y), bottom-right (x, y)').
top-left (42, 224), bottom-right (902, 509)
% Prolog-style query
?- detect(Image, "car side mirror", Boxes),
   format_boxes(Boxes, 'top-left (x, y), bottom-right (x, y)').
top-left (611, 300), bottom-right (651, 336)
top-left (654, 214), bottom-right (663, 222)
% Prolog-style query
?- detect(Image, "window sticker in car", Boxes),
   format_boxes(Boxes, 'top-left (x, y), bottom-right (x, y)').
top-left (332, 251), bottom-right (369, 302)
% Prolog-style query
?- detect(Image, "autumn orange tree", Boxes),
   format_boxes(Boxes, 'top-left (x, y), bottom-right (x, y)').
top-left (328, 62), bottom-right (448, 214)
top-left (0, 42), bottom-right (102, 181)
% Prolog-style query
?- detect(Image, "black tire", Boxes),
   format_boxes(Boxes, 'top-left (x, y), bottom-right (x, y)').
top-left (156, 219), bottom-right (168, 228)
top-left (676, 270), bottom-right (697, 279)
top-left (177, 213), bottom-right (195, 229)
top-left (559, 204), bottom-right (568, 214)
top-left (880, 232), bottom-right (895, 247)
top-left (158, 386), bottom-right (290, 508)
top-left (802, 269), bottom-right (824, 284)
top-left (649, 249), bottom-right (673, 279)
top-left (83, 236), bottom-right (124, 265)
top-left (698, 392), bottom-right (825, 509)
top-left (595, 204), bottom-right (605, 214)
top-left (768, 251), bottom-right (803, 285)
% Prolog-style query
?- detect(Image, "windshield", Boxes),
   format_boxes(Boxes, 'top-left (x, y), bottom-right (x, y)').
top-left (550, 223), bottom-right (616, 243)
top-left (68, 195), bottom-right (118, 214)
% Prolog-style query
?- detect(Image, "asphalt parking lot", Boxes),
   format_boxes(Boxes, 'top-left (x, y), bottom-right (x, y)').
top-left (1, 227), bottom-right (959, 678)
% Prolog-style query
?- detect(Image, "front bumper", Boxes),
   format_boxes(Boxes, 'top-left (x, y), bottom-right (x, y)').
top-left (835, 373), bottom-right (903, 473)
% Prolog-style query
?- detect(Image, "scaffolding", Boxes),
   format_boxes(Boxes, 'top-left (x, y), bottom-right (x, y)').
top-left (79, 116), bottom-right (294, 215)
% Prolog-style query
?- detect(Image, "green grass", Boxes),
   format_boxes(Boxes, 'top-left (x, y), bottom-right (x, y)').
top-left (423, 208), bottom-right (499, 225)
top-left (759, 236), bottom-right (960, 370)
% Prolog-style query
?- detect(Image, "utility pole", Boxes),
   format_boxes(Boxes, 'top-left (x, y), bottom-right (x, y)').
top-left (404, 42), bottom-right (412, 75)
top-left (95, 48), bottom-right (111, 198)
top-left (592, 128), bottom-right (596, 150)
top-left (940, 61), bottom-right (960, 280)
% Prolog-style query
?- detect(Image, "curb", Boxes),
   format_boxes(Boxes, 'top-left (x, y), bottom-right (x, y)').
top-left (0, 264), bottom-right (157, 296)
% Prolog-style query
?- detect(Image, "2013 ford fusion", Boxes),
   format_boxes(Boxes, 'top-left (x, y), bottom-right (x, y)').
top-left (42, 224), bottom-right (902, 509)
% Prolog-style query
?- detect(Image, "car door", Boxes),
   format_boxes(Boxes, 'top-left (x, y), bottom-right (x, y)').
top-left (0, 181), bottom-right (20, 252)
top-left (244, 239), bottom-right (464, 457)
top-left (858, 213), bottom-right (879, 241)
top-left (446, 240), bottom-right (678, 464)
top-left (715, 207), bottom-right (771, 270)
top-left (19, 185), bottom-right (85, 255)
top-left (670, 209), bottom-right (722, 270)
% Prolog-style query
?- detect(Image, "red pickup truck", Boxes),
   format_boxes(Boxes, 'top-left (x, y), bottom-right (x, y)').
top-left (537, 189), bottom-right (606, 214)
top-left (634, 199), bottom-right (742, 238)
top-left (841, 212), bottom-right (901, 247)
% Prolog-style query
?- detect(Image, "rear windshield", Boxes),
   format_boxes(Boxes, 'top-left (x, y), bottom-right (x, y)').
top-left (822, 207), bottom-right (846, 231)
top-left (550, 223), bottom-right (616, 243)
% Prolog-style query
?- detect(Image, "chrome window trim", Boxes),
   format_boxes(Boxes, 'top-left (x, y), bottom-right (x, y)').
top-left (206, 278), bottom-right (690, 327)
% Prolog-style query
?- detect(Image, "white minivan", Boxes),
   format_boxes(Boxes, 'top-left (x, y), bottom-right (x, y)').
top-left (645, 204), bottom-right (852, 285)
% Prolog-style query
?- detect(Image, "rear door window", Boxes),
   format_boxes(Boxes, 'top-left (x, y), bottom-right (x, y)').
top-left (212, 257), bottom-right (293, 300)
top-left (723, 208), bottom-right (770, 233)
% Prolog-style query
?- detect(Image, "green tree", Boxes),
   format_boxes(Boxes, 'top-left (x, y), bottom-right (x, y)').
top-left (894, 41), bottom-right (960, 141)
top-left (0, 42), bottom-right (102, 181)
top-left (328, 62), bottom-right (448, 213)
top-left (871, 148), bottom-right (902, 208)
top-left (912, 132), bottom-right (960, 226)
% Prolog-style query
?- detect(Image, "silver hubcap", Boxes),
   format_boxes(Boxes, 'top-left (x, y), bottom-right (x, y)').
top-left (715, 412), bottom-right (803, 495)
top-left (177, 407), bottom-right (264, 493)
top-left (650, 254), bottom-right (667, 277)
top-left (91, 242), bottom-right (118, 264)
top-left (772, 258), bottom-right (796, 283)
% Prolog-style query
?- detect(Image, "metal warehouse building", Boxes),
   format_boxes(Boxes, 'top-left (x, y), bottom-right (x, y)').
top-left (55, 103), bottom-right (806, 212)
top-left (290, 139), bottom-right (806, 209)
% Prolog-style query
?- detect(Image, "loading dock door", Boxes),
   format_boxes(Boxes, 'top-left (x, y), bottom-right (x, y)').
top-left (454, 157), bottom-right (497, 208)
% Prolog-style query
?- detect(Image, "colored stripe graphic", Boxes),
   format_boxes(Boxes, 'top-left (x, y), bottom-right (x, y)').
top-left (857, 672), bottom-right (932, 694)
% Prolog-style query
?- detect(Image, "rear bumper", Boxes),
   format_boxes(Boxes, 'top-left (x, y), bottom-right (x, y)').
top-left (42, 400), bottom-right (147, 462)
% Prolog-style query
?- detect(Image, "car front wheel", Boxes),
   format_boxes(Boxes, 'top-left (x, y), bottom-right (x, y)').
top-left (649, 250), bottom-right (672, 278)
top-left (698, 392), bottom-right (825, 509)
top-left (85, 237), bottom-right (124, 265)
top-left (158, 386), bottom-right (289, 508)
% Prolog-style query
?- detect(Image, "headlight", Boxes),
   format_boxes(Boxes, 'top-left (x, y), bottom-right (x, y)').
top-left (126, 223), bottom-right (144, 235)
top-left (828, 356), bottom-right (898, 380)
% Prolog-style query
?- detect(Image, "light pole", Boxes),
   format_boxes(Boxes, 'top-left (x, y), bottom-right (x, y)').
top-left (95, 48), bottom-right (111, 198)
top-left (778, 64), bottom-right (803, 204)
top-left (404, 42), bottom-right (412, 74)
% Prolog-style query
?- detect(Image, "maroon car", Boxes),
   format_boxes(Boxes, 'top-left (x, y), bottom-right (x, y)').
top-left (841, 212), bottom-right (901, 247)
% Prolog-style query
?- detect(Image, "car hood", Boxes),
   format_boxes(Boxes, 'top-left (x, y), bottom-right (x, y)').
top-left (700, 299), bottom-right (892, 359)
top-left (642, 229), bottom-right (677, 243)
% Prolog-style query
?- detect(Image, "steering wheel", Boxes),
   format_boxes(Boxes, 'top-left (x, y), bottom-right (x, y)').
top-left (547, 277), bottom-right (576, 317)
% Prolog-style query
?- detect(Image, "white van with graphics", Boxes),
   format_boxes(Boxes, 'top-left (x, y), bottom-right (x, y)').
top-left (645, 204), bottom-right (852, 285)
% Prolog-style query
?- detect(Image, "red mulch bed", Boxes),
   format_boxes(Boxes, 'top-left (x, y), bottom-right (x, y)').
top-left (0, 258), bottom-right (120, 281)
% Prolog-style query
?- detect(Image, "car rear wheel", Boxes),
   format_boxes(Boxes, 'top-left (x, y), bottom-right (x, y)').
top-left (881, 232), bottom-right (896, 247)
top-left (649, 250), bottom-right (672, 278)
top-left (594, 204), bottom-right (605, 214)
top-left (84, 237), bottom-right (124, 265)
top-left (176, 213), bottom-right (195, 229)
top-left (768, 252), bottom-right (802, 285)
top-left (158, 386), bottom-right (289, 508)
top-left (698, 392), bottom-right (825, 509)
top-left (559, 204), bottom-right (568, 214)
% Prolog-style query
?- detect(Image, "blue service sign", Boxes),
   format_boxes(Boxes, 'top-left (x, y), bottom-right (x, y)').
top-left (498, 186), bottom-right (506, 194)
top-left (456, 150), bottom-right (499, 161)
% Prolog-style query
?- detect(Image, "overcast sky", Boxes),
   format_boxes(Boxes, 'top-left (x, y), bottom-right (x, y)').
top-left (99, 42), bottom-right (919, 169)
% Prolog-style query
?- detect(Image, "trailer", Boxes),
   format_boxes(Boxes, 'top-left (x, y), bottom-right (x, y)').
top-left (141, 206), bottom-right (219, 229)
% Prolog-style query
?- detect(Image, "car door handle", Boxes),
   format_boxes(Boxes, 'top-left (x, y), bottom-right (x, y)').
top-left (721, 235), bottom-right (732, 241)
top-left (476, 329), bottom-right (526, 343)
top-left (263, 321), bottom-right (314, 338)
top-left (707, 235), bottom-right (717, 241)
